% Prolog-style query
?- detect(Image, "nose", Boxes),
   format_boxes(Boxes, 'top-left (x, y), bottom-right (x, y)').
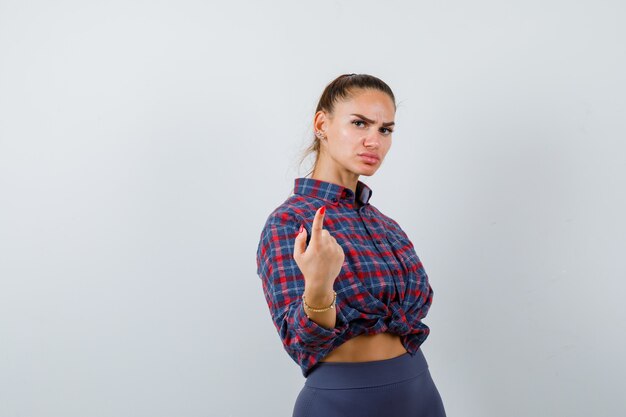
top-left (364, 131), bottom-right (380, 149)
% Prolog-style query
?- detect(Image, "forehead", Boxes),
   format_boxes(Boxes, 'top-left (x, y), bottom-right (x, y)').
top-left (335, 89), bottom-right (395, 117)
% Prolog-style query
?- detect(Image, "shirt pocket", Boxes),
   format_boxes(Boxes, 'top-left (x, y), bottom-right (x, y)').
top-left (385, 232), bottom-right (428, 290)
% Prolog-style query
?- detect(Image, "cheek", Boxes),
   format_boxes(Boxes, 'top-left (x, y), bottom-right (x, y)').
top-left (336, 131), bottom-right (359, 149)
top-left (382, 145), bottom-right (391, 159)
top-left (338, 126), bottom-right (356, 140)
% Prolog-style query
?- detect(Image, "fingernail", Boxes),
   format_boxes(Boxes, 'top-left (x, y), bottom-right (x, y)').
top-left (299, 224), bottom-right (304, 234)
top-left (320, 205), bottom-right (326, 215)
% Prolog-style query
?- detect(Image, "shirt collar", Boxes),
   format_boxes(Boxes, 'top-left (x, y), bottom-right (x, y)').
top-left (293, 177), bottom-right (372, 207)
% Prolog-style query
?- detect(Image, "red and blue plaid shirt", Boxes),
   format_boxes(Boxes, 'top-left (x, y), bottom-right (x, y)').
top-left (256, 177), bottom-right (434, 377)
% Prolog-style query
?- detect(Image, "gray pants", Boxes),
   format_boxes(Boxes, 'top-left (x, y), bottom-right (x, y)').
top-left (292, 348), bottom-right (447, 417)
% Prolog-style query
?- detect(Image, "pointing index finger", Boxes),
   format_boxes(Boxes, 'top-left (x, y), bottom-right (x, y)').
top-left (310, 205), bottom-right (326, 242)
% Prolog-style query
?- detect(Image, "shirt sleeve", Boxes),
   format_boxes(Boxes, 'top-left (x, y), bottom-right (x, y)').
top-left (256, 212), bottom-right (348, 362)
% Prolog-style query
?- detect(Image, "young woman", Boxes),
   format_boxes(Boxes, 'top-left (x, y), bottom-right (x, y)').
top-left (256, 73), bottom-right (447, 417)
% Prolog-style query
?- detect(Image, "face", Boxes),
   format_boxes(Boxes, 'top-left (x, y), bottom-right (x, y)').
top-left (314, 88), bottom-right (395, 179)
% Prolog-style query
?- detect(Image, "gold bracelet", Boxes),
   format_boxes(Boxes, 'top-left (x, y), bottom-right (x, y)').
top-left (302, 291), bottom-right (336, 313)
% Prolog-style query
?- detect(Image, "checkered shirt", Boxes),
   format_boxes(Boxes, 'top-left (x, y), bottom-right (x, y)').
top-left (256, 177), bottom-right (434, 377)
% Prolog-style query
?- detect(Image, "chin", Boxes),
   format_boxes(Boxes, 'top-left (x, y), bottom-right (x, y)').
top-left (357, 166), bottom-right (379, 177)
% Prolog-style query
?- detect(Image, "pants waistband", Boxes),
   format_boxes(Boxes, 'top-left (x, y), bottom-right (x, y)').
top-left (305, 348), bottom-right (429, 389)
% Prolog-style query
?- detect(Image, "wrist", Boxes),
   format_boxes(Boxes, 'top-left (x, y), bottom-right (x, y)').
top-left (302, 285), bottom-right (335, 309)
top-left (304, 281), bottom-right (333, 297)
top-left (302, 290), bottom-right (336, 316)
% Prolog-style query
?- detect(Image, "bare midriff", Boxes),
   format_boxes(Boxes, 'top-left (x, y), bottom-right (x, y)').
top-left (320, 332), bottom-right (408, 362)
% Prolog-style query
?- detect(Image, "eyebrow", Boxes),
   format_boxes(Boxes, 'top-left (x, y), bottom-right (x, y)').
top-left (350, 113), bottom-right (395, 127)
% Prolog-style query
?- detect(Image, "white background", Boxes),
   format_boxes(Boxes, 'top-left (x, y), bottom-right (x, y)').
top-left (1, 1), bottom-right (625, 416)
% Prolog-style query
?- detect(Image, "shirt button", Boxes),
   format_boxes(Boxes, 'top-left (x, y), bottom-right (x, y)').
top-left (331, 197), bottom-right (337, 203)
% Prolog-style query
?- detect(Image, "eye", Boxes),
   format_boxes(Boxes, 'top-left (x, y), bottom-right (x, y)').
top-left (380, 127), bottom-right (394, 135)
top-left (352, 119), bottom-right (366, 128)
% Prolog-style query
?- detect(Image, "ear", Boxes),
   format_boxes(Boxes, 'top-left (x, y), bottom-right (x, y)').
top-left (313, 110), bottom-right (328, 135)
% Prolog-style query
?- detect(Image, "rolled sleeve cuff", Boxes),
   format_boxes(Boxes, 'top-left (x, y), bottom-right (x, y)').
top-left (294, 299), bottom-right (345, 348)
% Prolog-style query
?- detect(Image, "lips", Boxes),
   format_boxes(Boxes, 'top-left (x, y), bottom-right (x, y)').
top-left (358, 152), bottom-right (380, 164)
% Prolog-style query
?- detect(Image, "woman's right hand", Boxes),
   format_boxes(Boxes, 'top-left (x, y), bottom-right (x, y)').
top-left (293, 205), bottom-right (345, 290)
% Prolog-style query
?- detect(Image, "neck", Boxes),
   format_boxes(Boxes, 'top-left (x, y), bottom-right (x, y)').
top-left (310, 168), bottom-right (359, 196)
